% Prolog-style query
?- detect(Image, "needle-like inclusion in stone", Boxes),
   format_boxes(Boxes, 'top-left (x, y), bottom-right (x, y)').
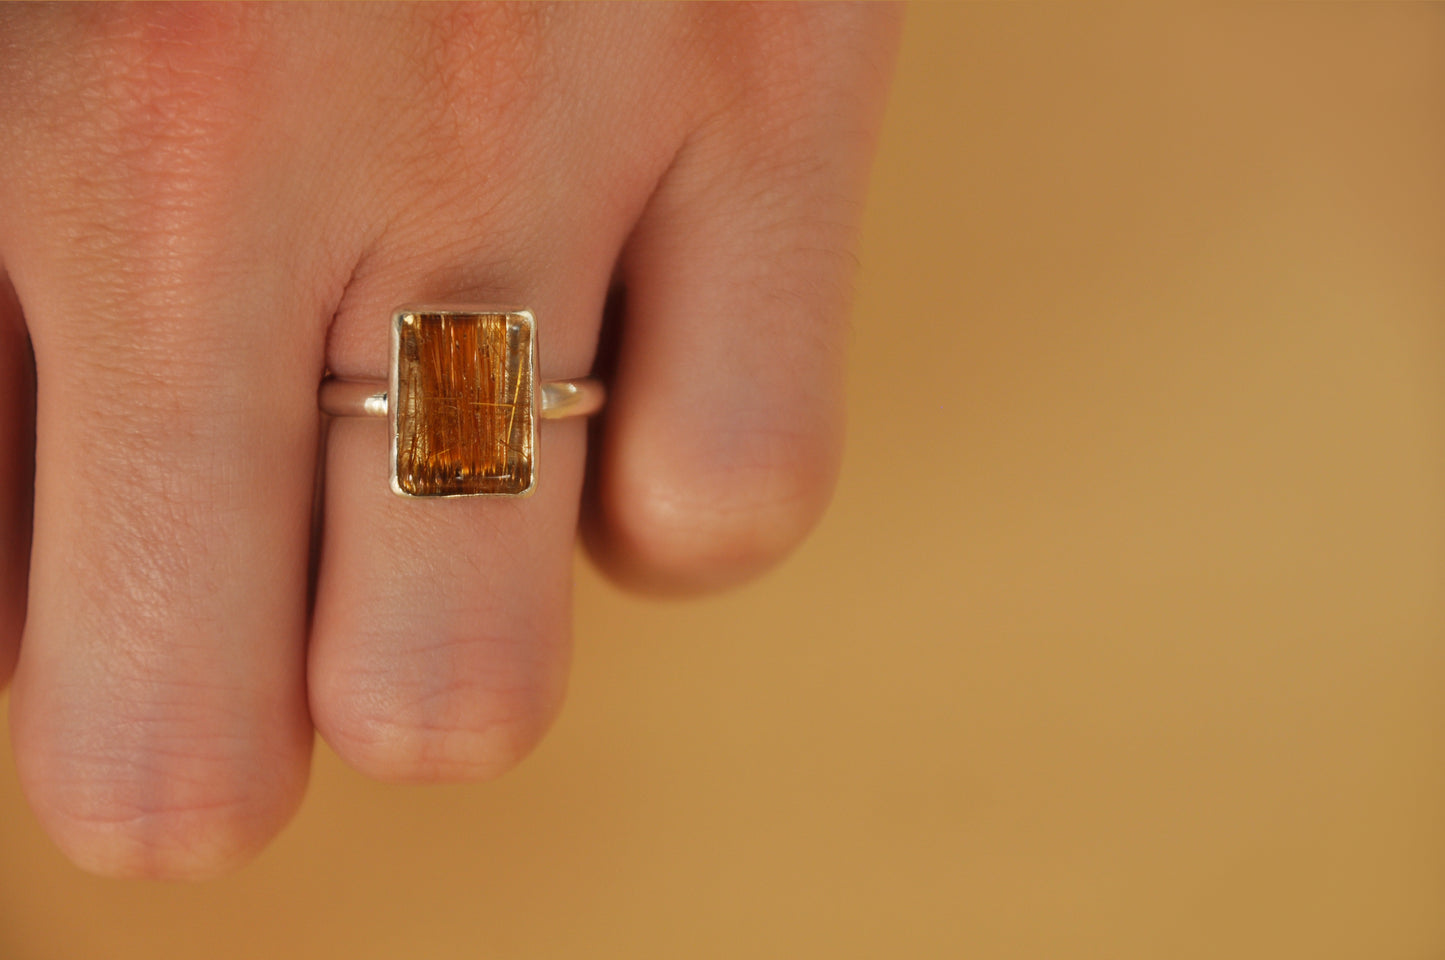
top-left (391, 309), bottom-right (536, 497)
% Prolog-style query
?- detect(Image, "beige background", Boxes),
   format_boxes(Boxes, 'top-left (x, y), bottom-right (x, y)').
top-left (2, 5), bottom-right (1443, 957)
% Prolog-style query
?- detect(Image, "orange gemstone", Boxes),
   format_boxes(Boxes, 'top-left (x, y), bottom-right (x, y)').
top-left (391, 310), bottom-right (536, 497)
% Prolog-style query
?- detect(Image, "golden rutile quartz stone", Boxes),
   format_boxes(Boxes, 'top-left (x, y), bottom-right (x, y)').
top-left (392, 309), bottom-right (536, 497)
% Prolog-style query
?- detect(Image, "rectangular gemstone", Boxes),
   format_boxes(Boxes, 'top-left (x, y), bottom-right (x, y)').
top-left (391, 309), bottom-right (536, 497)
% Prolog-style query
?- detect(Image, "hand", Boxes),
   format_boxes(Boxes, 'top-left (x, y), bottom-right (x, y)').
top-left (0, 2), bottom-right (901, 879)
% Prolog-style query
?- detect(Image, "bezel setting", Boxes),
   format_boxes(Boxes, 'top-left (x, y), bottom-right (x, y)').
top-left (387, 306), bottom-right (539, 499)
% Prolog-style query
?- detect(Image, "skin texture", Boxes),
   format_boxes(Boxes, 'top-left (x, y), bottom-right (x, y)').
top-left (0, 3), bottom-right (901, 879)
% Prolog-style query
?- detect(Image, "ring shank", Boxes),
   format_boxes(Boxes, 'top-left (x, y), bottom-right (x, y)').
top-left (318, 380), bottom-right (389, 418)
top-left (538, 379), bottom-right (607, 420)
top-left (318, 376), bottom-right (604, 420)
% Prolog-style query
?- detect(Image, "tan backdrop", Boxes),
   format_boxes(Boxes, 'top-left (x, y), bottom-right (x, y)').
top-left (2, 5), bottom-right (1443, 957)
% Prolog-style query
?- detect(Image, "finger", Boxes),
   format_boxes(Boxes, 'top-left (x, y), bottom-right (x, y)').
top-left (2, 28), bottom-right (329, 877)
top-left (9, 267), bottom-right (323, 879)
top-left (9, 260), bottom-right (323, 880)
top-left (310, 227), bottom-right (618, 783)
top-left (0, 275), bottom-right (33, 689)
top-left (582, 7), bottom-right (903, 593)
top-left (303, 2), bottom-right (685, 785)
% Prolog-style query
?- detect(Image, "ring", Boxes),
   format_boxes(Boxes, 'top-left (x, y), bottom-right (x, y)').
top-left (318, 306), bottom-right (604, 498)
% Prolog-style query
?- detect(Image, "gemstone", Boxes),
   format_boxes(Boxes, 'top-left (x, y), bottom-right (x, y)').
top-left (391, 309), bottom-right (536, 497)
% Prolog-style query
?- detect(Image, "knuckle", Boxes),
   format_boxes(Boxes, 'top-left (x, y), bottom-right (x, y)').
top-left (315, 635), bottom-right (561, 784)
top-left (74, 6), bottom-right (273, 152)
top-left (23, 752), bottom-right (284, 881)
top-left (685, 3), bottom-right (891, 131)
top-left (44, 793), bottom-right (256, 881)
top-left (3, 6), bottom-right (282, 272)
top-left (416, 4), bottom-right (548, 129)
top-left (379, 6), bottom-right (555, 236)
top-left (603, 422), bottom-right (841, 590)
top-left (12, 669), bottom-right (306, 880)
top-left (21, 6), bottom-right (272, 184)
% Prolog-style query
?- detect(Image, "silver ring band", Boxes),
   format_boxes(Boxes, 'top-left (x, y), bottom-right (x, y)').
top-left (319, 376), bottom-right (605, 421)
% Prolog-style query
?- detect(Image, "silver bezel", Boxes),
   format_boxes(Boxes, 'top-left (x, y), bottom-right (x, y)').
top-left (388, 305), bottom-right (539, 498)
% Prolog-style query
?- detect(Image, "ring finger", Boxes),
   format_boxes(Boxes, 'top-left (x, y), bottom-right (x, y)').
top-left (309, 213), bottom-right (626, 782)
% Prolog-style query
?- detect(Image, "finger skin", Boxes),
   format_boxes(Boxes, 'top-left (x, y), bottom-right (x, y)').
top-left (0, 7), bottom-right (336, 879)
top-left (0, 278), bottom-right (32, 689)
top-left (310, 416), bottom-right (585, 784)
top-left (583, 4), bottom-right (905, 594)
top-left (305, 2), bottom-right (676, 782)
top-left (311, 248), bottom-right (612, 784)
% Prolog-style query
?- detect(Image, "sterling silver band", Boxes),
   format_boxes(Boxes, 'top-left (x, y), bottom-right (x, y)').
top-left (318, 376), bottom-right (606, 420)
